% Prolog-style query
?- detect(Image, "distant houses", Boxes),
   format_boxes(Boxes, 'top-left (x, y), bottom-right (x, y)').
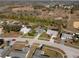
top-left (0, 19), bottom-right (78, 42)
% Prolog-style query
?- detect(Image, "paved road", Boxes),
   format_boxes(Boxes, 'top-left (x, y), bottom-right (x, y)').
top-left (3, 37), bottom-right (79, 58)
top-left (1, 46), bottom-right (12, 58)
top-left (31, 39), bottom-right (79, 58)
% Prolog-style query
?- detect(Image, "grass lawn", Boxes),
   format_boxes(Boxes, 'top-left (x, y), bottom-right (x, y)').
top-left (42, 46), bottom-right (63, 58)
top-left (22, 30), bottom-right (37, 39)
top-left (38, 32), bottom-right (51, 41)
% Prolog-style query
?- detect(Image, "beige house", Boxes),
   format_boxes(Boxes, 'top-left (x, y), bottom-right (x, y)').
top-left (73, 22), bottom-right (79, 29)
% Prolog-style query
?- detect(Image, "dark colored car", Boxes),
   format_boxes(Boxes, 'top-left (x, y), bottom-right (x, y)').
top-left (0, 39), bottom-right (4, 45)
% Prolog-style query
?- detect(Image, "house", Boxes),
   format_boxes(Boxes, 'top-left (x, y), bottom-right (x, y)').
top-left (35, 26), bottom-right (45, 33)
top-left (36, 29), bottom-right (45, 33)
top-left (61, 33), bottom-right (73, 40)
top-left (35, 28), bottom-right (45, 33)
top-left (46, 29), bottom-right (58, 38)
top-left (20, 25), bottom-right (31, 34)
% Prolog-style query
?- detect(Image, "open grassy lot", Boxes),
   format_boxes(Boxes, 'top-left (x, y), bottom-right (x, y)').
top-left (38, 32), bottom-right (51, 41)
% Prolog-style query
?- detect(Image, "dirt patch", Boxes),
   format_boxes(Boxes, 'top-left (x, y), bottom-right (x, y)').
top-left (73, 22), bottom-right (79, 29)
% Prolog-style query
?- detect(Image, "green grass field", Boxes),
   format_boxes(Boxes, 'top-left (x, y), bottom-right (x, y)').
top-left (38, 32), bottom-right (51, 41)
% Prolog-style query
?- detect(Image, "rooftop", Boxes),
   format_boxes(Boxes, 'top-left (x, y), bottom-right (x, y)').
top-left (61, 33), bottom-right (73, 40)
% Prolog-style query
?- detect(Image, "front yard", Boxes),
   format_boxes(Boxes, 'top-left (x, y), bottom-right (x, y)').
top-left (38, 32), bottom-right (51, 41)
top-left (22, 30), bottom-right (37, 39)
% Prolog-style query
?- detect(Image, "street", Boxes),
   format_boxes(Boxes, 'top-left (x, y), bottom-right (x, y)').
top-left (3, 36), bottom-right (79, 58)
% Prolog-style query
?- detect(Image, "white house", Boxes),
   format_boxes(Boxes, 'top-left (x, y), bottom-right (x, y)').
top-left (20, 25), bottom-right (31, 34)
top-left (46, 29), bottom-right (58, 37)
top-left (61, 33), bottom-right (73, 40)
top-left (47, 29), bottom-right (58, 43)
top-left (35, 26), bottom-right (46, 33)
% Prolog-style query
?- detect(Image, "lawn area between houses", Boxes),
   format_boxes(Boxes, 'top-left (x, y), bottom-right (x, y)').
top-left (38, 32), bottom-right (51, 41)
top-left (22, 30), bottom-right (37, 39)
